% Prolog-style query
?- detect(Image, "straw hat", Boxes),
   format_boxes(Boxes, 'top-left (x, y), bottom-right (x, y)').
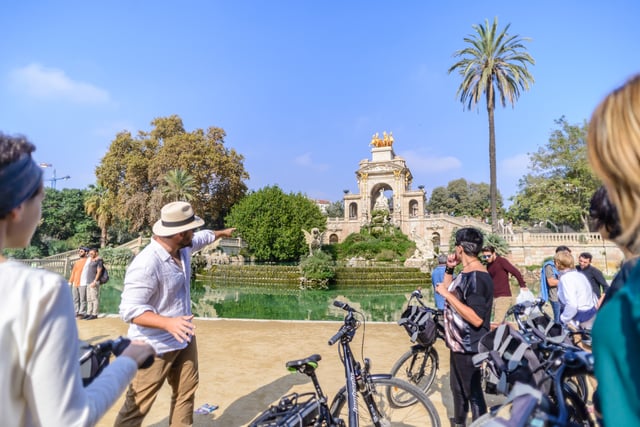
top-left (152, 201), bottom-right (204, 237)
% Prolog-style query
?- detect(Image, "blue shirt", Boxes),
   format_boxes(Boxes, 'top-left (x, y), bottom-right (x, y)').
top-left (119, 230), bottom-right (216, 354)
top-left (431, 264), bottom-right (446, 310)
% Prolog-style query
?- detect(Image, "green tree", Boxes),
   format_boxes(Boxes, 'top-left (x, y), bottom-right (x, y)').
top-left (162, 168), bottom-right (196, 202)
top-left (508, 117), bottom-right (599, 231)
top-left (325, 200), bottom-right (345, 218)
top-left (96, 115), bottom-right (249, 232)
top-left (225, 185), bottom-right (327, 262)
top-left (427, 178), bottom-right (502, 218)
top-left (84, 184), bottom-right (112, 247)
top-left (449, 17), bottom-right (535, 230)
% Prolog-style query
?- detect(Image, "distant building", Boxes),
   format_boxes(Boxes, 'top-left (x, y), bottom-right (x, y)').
top-left (313, 199), bottom-right (331, 214)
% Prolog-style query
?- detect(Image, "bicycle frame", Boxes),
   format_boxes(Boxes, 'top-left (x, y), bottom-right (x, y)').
top-left (329, 301), bottom-right (394, 427)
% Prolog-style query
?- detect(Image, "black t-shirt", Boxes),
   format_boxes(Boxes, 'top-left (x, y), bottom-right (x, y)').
top-left (444, 270), bottom-right (494, 353)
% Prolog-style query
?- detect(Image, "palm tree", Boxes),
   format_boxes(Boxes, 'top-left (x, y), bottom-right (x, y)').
top-left (84, 184), bottom-right (112, 247)
top-left (448, 17), bottom-right (534, 230)
top-left (162, 168), bottom-right (197, 202)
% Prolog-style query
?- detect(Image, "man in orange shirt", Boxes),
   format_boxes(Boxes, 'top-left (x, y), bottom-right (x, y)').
top-left (68, 246), bottom-right (89, 318)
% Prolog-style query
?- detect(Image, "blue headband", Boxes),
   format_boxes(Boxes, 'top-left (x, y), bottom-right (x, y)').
top-left (0, 154), bottom-right (43, 217)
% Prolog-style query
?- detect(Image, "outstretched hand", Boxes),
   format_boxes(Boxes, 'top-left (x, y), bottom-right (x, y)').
top-left (165, 315), bottom-right (196, 343)
top-left (215, 228), bottom-right (236, 239)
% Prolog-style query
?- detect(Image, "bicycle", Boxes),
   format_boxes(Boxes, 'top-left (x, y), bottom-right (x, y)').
top-left (390, 288), bottom-right (445, 399)
top-left (249, 300), bottom-right (441, 427)
top-left (503, 298), bottom-right (590, 401)
top-left (471, 341), bottom-right (595, 426)
top-left (79, 336), bottom-right (154, 386)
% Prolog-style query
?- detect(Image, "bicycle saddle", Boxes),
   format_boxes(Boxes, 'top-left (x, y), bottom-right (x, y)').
top-left (286, 354), bottom-right (322, 371)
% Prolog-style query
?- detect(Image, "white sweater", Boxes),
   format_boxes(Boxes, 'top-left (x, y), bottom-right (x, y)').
top-left (0, 260), bottom-right (137, 427)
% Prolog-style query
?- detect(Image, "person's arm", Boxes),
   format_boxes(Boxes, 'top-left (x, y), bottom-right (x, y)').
top-left (502, 258), bottom-right (527, 288)
top-left (437, 285), bottom-right (483, 327)
top-left (558, 278), bottom-right (577, 324)
top-left (545, 265), bottom-right (559, 288)
top-left (594, 268), bottom-right (609, 292)
top-left (26, 276), bottom-right (139, 426)
top-left (91, 259), bottom-right (103, 287)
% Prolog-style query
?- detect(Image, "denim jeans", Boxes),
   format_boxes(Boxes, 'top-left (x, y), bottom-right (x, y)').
top-left (550, 300), bottom-right (561, 323)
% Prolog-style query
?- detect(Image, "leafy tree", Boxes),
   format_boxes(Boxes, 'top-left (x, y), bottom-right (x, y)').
top-left (5, 188), bottom-right (100, 258)
top-left (162, 168), bottom-right (196, 202)
top-left (449, 17), bottom-right (535, 230)
top-left (335, 229), bottom-right (415, 261)
top-left (84, 184), bottom-right (112, 247)
top-left (225, 185), bottom-right (327, 262)
top-left (325, 200), bottom-right (344, 218)
top-left (426, 178), bottom-right (502, 218)
top-left (508, 117), bottom-right (599, 231)
top-left (95, 115), bottom-right (249, 233)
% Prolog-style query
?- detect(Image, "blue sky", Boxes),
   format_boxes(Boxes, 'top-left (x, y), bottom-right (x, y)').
top-left (2, 1), bottom-right (639, 207)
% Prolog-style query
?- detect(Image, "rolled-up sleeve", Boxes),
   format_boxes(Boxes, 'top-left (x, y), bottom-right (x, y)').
top-left (119, 260), bottom-right (160, 323)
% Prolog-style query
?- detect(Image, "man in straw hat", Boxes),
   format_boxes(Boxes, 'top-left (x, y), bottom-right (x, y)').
top-left (116, 201), bottom-right (235, 426)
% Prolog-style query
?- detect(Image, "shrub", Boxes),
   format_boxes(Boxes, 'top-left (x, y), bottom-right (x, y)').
top-left (299, 251), bottom-right (336, 289)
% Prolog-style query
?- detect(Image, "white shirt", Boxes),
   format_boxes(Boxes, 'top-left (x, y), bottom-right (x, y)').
top-left (119, 230), bottom-right (216, 354)
top-left (79, 256), bottom-right (91, 286)
top-left (558, 270), bottom-right (597, 325)
top-left (0, 260), bottom-right (137, 427)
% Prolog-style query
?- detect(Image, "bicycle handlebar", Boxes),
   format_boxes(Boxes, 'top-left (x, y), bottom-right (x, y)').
top-left (80, 337), bottom-right (154, 369)
top-left (333, 300), bottom-right (354, 312)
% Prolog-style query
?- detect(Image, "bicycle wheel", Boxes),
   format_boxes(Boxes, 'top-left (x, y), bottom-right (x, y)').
top-left (330, 376), bottom-right (441, 426)
top-left (390, 346), bottom-right (438, 397)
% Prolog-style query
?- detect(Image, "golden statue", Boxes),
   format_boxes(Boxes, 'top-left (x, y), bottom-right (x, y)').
top-left (370, 131), bottom-right (394, 147)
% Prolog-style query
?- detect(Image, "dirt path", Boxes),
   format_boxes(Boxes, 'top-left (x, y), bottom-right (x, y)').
top-left (79, 316), bottom-right (503, 426)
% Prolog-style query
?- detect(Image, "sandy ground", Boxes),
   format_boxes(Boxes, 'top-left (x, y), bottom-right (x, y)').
top-left (79, 316), bottom-right (504, 426)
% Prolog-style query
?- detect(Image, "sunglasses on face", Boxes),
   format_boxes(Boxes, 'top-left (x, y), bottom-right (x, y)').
top-left (483, 254), bottom-right (491, 259)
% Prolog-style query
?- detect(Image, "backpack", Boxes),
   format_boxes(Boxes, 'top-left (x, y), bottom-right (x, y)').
top-left (398, 305), bottom-right (437, 347)
top-left (98, 264), bottom-right (109, 284)
top-left (473, 324), bottom-right (547, 396)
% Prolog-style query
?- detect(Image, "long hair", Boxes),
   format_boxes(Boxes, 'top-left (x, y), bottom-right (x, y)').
top-left (587, 74), bottom-right (640, 252)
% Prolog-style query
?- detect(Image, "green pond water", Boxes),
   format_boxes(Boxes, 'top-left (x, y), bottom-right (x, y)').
top-left (98, 276), bottom-right (436, 322)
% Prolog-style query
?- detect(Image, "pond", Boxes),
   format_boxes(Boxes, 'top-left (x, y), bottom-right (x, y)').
top-left (98, 275), bottom-right (437, 322)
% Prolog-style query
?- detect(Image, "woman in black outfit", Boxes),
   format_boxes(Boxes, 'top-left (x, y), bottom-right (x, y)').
top-left (435, 227), bottom-right (494, 426)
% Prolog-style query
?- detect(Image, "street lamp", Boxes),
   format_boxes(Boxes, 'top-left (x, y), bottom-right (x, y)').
top-left (39, 163), bottom-right (70, 189)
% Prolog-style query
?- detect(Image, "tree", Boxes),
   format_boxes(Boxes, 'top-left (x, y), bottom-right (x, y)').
top-left (96, 115), bottom-right (249, 233)
top-left (449, 17), bottom-right (535, 231)
top-left (84, 184), bottom-right (112, 247)
top-left (426, 178), bottom-right (502, 218)
top-left (508, 117), bottom-right (599, 231)
top-left (162, 168), bottom-right (196, 202)
top-left (225, 185), bottom-right (327, 262)
top-left (324, 200), bottom-right (345, 218)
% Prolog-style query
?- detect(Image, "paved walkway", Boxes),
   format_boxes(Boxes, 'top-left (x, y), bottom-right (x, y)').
top-left (79, 315), bottom-right (502, 426)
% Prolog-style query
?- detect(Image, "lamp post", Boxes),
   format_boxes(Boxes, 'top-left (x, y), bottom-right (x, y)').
top-left (39, 163), bottom-right (70, 189)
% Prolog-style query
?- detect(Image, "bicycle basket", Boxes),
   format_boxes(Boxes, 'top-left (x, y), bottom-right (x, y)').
top-left (249, 393), bottom-right (319, 427)
top-left (398, 305), bottom-right (437, 347)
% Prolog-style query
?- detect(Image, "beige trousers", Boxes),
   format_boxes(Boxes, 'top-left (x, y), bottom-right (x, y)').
top-left (115, 336), bottom-right (199, 427)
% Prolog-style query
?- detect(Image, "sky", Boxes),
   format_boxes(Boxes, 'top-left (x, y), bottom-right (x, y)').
top-left (2, 1), bottom-right (640, 208)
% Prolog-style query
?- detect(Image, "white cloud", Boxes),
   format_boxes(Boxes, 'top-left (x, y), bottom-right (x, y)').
top-left (294, 152), bottom-right (329, 171)
top-left (9, 63), bottom-right (111, 104)
top-left (399, 149), bottom-right (462, 173)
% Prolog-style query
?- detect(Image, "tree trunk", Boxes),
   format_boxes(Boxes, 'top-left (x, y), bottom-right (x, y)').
top-left (487, 105), bottom-right (498, 232)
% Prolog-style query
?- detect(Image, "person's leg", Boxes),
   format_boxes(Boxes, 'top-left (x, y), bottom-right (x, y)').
top-left (115, 351), bottom-right (176, 427)
top-left (78, 286), bottom-right (87, 316)
top-left (468, 357), bottom-right (488, 420)
top-left (449, 351), bottom-right (468, 426)
top-left (86, 285), bottom-right (97, 317)
top-left (72, 286), bottom-right (80, 315)
top-left (493, 296), bottom-right (513, 324)
top-left (550, 300), bottom-right (561, 323)
top-left (167, 337), bottom-right (199, 426)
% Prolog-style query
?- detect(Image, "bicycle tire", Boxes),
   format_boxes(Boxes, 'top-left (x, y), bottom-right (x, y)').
top-left (390, 346), bottom-right (438, 397)
top-left (329, 376), bottom-right (441, 426)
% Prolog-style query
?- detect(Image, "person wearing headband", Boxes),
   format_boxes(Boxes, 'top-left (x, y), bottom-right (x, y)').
top-left (116, 201), bottom-right (235, 426)
top-left (0, 132), bottom-right (155, 426)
